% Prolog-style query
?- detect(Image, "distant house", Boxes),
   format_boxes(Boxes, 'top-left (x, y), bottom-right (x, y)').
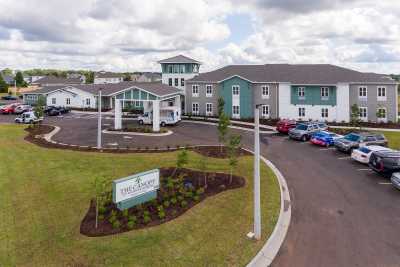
top-left (31, 76), bottom-right (84, 86)
top-left (94, 71), bottom-right (124, 84)
top-left (131, 72), bottom-right (162, 83)
top-left (1, 74), bottom-right (15, 85)
top-left (67, 73), bottom-right (86, 84)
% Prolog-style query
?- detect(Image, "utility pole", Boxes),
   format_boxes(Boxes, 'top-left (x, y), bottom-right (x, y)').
top-left (254, 104), bottom-right (261, 240)
top-left (97, 89), bottom-right (102, 150)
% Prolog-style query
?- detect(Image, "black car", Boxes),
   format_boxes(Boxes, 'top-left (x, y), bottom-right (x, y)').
top-left (1, 95), bottom-right (17, 100)
top-left (334, 132), bottom-right (388, 153)
top-left (369, 150), bottom-right (400, 177)
top-left (45, 106), bottom-right (70, 116)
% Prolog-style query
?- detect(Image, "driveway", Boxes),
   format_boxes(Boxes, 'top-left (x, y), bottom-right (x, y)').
top-left (1, 114), bottom-right (399, 266)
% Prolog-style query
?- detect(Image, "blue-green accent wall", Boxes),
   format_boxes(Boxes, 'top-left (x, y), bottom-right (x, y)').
top-left (220, 77), bottom-right (253, 118)
top-left (291, 86), bottom-right (337, 106)
top-left (115, 89), bottom-right (156, 100)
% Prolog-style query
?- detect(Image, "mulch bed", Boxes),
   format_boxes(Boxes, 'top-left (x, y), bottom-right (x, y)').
top-left (80, 167), bottom-right (246, 237)
top-left (192, 146), bottom-right (252, 158)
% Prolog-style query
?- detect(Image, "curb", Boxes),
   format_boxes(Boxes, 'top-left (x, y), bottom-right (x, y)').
top-left (43, 125), bottom-right (61, 142)
top-left (102, 129), bottom-right (173, 137)
top-left (242, 149), bottom-right (291, 267)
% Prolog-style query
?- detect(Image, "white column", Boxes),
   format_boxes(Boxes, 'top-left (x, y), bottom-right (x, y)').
top-left (254, 106), bottom-right (261, 240)
top-left (175, 95), bottom-right (181, 117)
top-left (114, 99), bottom-right (122, 130)
top-left (153, 100), bottom-right (160, 132)
top-left (97, 90), bottom-right (102, 149)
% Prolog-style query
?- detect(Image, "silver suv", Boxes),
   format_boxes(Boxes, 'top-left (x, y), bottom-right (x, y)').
top-left (288, 122), bottom-right (328, 141)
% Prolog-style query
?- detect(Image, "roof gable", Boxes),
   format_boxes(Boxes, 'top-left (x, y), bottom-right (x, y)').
top-left (158, 55), bottom-right (201, 64)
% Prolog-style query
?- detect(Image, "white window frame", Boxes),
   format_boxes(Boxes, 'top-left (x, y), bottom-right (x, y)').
top-left (298, 107), bottom-right (305, 117)
top-left (261, 85), bottom-right (270, 99)
top-left (192, 85), bottom-right (199, 97)
top-left (298, 87), bottom-right (305, 99)
top-left (261, 105), bottom-right (269, 118)
top-left (359, 107), bottom-right (368, 121)
top-left (206, 85), bottom-right (213, 97)
top-left (321, 87), bottom-right (329, 100)
top-left (52, 98), bottom-right (56, 105)
top-left (377, 86), bottom-right (386, 101)
top-left (377, 107), bottom-right (387, 122)
top-left (181, 78), bottom-right (185, 87)
top-left (206, 103), bottom-right (213, 116)
top-left (321, 108), bottom-right (328, 118)
top-left (359, 86), bottom-right (367, 99)
top-left (232, 85), bottom-right (240, 96)
top-left (86, 98), bottom-right (91, 106)
top-left (192, 102), bottom-right (199, 115)
top-left (135, 100), bottom-right (141, 107)
top-left (66, 98), bottom-right (71, 105)
top-left (232, 105), bottom-right (240, 118)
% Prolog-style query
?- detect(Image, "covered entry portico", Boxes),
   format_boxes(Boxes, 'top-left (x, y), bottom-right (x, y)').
top-left (109, 83), bottom-right (182, 132)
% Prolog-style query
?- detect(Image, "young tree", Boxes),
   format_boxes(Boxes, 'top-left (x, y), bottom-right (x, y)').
top-left (0, 75), bottom-right (9, 93)
top-left (197, 154), bottom-right (208, 187)
top-left (15, 71), bottom-right (27, 87)
top-left (217, 113), bottom-right (230, 152)
top-left (376, 106), bottom-right (386, 122)
top-left (350, 104), bottom-right (361, 129)
top-left (85, 71), bottom-right (94, 84)
top-left (227, 134), bottom-right (242, 184)
top-left (34, 96), bottom-right (46, 125)
top-left (174, 148), bottom-right (188, 176)
top-left (94, 176), bottom-right (107, 229)
top-left (217, 97), bottom-right (225, 117)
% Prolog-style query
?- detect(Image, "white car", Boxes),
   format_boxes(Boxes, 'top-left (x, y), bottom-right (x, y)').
top-left (15, 111), bottom-right (43, 124)
top-left (351, 145), bottom-right (392, 164)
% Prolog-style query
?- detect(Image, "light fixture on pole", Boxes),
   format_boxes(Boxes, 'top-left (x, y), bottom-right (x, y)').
top-left (97, 88), bottom-right (102, 150)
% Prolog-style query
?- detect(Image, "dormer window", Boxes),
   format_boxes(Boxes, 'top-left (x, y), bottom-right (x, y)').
top-left (298, 87), bottom-right (305, 99)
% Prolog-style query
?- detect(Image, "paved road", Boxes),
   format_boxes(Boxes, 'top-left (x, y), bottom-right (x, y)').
top-left (1, 114), bottom-right (400, 266)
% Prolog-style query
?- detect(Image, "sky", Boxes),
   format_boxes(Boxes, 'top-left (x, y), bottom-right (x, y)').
top-left (0, 0), bottom-right (399, 74)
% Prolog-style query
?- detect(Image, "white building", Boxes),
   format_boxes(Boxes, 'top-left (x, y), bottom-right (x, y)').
top-left (94, 71), bottom-right (124, 84)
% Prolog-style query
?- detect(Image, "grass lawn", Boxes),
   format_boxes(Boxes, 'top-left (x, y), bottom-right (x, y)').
top-left (0, 125), bottom-right (280, 267)
top-left (380, 131), bottom-right (400, 149)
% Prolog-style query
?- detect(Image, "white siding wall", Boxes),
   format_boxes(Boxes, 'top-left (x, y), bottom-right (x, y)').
top-left (278, 83), bottom-right (292, 119)
top-left (46, 88), bottom-right (96, 109)
top-left (336, 83), bottom-right (350, 122)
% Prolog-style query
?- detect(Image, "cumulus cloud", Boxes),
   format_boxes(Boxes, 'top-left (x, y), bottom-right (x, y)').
top-left (0, 0), bottom-right (399, 74)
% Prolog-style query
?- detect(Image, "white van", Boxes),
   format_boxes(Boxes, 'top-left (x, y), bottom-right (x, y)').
top-left (15, 111), bottom-right (43, 124)
top-left (138, 107), bottom-right (181, 126)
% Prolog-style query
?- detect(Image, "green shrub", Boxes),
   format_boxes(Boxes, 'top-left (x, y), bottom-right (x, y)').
top-left (185, 191), bottom-right (194, 198)
top-left (109, 215), bottom-right (117, 224)
top-left (170, 197), bottom-right (177, 205)
top-left (196, 188), bottom-right (205, 195)
top-left (98, 215), bottom-right (104, 221)
top-left (157, 205), bottom-right (164, 212)
top-left (122, 209), bottom-right (129, 218)
top-left (127, 220), bottom-right (135, 229)
top-left (143, 210), bottom-right (150, 217)
top-left (128, 215), bottom-right (137, 223)
top-left (171, 209), bottom-right (177, 216)
top-left (177, 195), bottom-right (184, 202)
top-left (180, 200), bottom-right (188, 208)
top-left (98, 206), bottom-right (106, 214)
top-left (158, 210), bottom-right (166, 219)
top-left (112, 220), bottom-right (121, 229)
top-left (193, 195), bottom-right (200, 202)
top-left (163, 200), bottom-right (170, 208)
top-left (143, 215), bottom-right (151, 224)
top-left (110, 210), bottom-right (117, 217)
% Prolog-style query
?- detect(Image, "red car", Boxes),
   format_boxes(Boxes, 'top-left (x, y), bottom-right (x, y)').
top-left (276, 119), bottom-right (297, 134)
top-left (0, 103), bottom-right (21, 114)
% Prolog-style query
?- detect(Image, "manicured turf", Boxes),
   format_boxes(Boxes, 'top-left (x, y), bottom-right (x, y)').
top-left (381, 131), bottom-right (400, 149)
top-left (0, 125), bottom-right (280, 266)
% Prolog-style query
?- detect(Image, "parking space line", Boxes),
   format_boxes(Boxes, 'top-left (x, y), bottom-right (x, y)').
top-left (378, 182), bottom-right (392, 185)
top-left (357, 168), bottom-right (372, 171)
top-left (319, 148), bottom-right (336, 151)
top-left (338, 156), bottom-right (351, 160)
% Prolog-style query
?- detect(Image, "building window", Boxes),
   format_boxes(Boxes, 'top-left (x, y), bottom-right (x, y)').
top-left (192, 103), bottom-right (199, 115)
top-left (262, 85), bottom-right (269, 99)
top-left (66, 98), bottom-right (71, 105)
top-left (135, 101), bottom-right (141, 107)
top-left (232, 105), bottom-right (240, 117)
top-left (86, 98), bottom-right (91, 106)
top-left (192, 85), bottom-right (199, 97)
top-left (174, 78), bottom-right (179, 87)
top-left (173, 65), bottom-right (179, 73)
top-left (206, 103), bottom-right (213, 115)
top-left (298, 107), bottom-right (305, 117)
top-left (321, 108), bottom-right (328, 118)
top-left (52, 98), bottom-right (56, 105)
top-left (359, 107), bottom-right (367, 120)
top-left (206, 85), bottom-right (213, 97)
top-left (232, 85), bottom-right (240, 96)
top-left (167, 65), bottom-right (173, 73)
top-left (180, 65), bottom-right (185, 73)
top-left (377, 107), bottom-right (386, 120)
top-left (298, 87), bottom-right (305, 99)
top-left (359, 86), bottom-right (367, 98)
top-left (168, 78), bottom-right (173, 86)
top-left (321, 87), bottom-right (329, 100)
top-left (181, 78), bottom-right (185, 87)
top-left (261, 105), bottom-right (269, 118)
top-left (377, 86), bottom-right (386, 101)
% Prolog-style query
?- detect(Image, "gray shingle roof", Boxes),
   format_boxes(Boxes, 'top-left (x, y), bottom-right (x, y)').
top-left (24, 82), bottom-right (181, 97)
top-left (33, 76), bottom-right (82, 85)
top-left (158, 55), bottom-right (201, 64)
top-left (95, 72), bottom-right (123, 79)
top-left (188, 64), bottom-right (396, 84)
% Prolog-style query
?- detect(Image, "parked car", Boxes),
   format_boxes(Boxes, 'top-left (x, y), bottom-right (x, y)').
top-left (1, 95), bottom-right (17, 100)
top-left (334, 132), bottom-right (388, 153)
top-left (0, 103), bottom-right (21, 114)
top-left (14, 111), bottom-right (43, 124)
top-left (310, 131), bottom-right (343, 147)
top-left (369, 150), bottom-right (400, 177)
top-left (390, 172), bottom-right (400, 190)
top-left (276, 119), bottom-right (297, 134)
top-left (288, 122), bottom-right (328, 141)
top-left (46, 106), bottom-right (70, 116)
top-left (138, 107), bottom-right (181, 127)
top-left (14, 104), bottom-right (32, 114)
top-left (351, 145), bottom-right (392, 164)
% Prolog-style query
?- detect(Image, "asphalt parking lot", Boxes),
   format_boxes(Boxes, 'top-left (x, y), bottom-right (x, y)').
top-left (1, 113), bottom-right (399, 267)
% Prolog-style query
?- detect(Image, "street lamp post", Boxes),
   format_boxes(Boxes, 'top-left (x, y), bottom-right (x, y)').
top-left (97, 89), bottom-right (102, 150)
top-left (254, 104), bottom-right (262, 240)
